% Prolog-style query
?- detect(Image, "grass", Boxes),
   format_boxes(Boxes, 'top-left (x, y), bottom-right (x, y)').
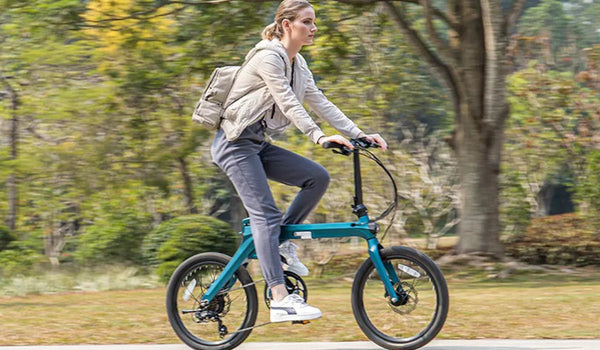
top-left (1, 266), bottom-right (599, 345)
top-left (0, 266), bottom-right (159, 297)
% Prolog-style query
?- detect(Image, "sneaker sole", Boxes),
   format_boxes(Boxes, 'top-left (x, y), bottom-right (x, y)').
top-left (284, 265), bottom-right (309, 277)
top-left (270, 312), bottom-right (322, 323)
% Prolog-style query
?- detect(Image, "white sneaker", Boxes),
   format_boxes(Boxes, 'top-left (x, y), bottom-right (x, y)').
top-left (270, 293), bottom-right (322, 323)
top-left (279, 241), bottom-right (309, 276)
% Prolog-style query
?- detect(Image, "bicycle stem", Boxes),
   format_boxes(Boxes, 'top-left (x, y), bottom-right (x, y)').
top-left (352, 148), bottom-right (368, 218)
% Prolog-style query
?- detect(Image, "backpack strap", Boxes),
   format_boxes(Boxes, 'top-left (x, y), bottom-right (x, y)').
top-left (222, 48), bottom-right (287, 111)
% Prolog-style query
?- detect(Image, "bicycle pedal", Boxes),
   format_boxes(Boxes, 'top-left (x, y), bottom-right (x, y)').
top-left (291, 320), bottom-right (310, 325)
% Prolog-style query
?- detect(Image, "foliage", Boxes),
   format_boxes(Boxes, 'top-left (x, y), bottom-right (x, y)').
top-left (573, 150), bottom-right (600, 228)
top-left (74, 190), bottom-right (153, 264)
top-left (142, 215), bottom-right (238, 282)
top-left (514, 0), bottom-right (600, 71)
top-left (499, 170), bottom-right (532, 237)
top-left (505, 63), bottom-right (600, 216)
top-left (0, 226), bottom-right (16, 251)
top-left (504, 213), bottom-right (600, 266)
top-left (0, 248), bottom-right (45, 277)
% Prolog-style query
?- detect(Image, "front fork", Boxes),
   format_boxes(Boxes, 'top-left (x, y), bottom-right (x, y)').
top-left (367, 238), bottom-right (401, 303)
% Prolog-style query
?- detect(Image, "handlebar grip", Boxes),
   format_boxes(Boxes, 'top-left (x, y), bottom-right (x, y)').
top-left (322, 141), bottom-right (352, 156)
top-left (322, 141), bottom-right (343, 149)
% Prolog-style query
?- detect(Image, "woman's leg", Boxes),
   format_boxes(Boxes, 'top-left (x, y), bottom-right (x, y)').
top-left (260, 143), bottom-right (330, 225)
top-left (212, 136), bottom-right (285, 289)
top-left (211, 135), bottom-right (322, 322)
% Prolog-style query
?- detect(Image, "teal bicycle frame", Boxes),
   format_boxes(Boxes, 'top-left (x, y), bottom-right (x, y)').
top-left (200, 140), bottom-right (402, 306)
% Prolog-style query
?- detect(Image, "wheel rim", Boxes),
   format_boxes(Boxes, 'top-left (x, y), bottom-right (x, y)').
top-left (173, 260), bottom-right (253, 345)
top-left (359, 255), bottom-right (442, 343)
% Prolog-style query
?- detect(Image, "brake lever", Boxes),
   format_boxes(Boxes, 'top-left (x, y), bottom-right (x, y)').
top-left (332, 149), bottom-right (351, 156)
top-left (353, 137), bottom-right (380, 149)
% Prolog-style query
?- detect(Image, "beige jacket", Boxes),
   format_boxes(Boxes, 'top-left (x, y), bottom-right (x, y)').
top-left (220, 39), bottom-right (364, 143)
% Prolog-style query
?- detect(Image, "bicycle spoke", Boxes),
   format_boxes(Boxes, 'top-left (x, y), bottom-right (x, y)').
top-left (167, 254), bottom-right (258, 348)
top-left (352, 247), bottom-right (448, 349)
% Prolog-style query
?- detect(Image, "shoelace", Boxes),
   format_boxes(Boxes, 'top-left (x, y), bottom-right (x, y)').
top-left (286, 293), bottom-right (306, 305)
top-left (280, 242), bottom-right (300, 262)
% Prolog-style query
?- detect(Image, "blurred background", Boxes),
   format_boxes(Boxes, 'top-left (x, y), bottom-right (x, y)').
top-left (0, 1), bottom-right (599, 337)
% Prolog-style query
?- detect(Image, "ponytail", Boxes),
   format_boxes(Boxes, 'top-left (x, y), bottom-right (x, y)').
top-left (262, 22), bottom-right (283, 40)
top-left (261, 0), bottom-right (312, 41)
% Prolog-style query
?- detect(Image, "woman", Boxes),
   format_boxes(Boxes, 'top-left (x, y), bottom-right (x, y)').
top-left (211, 0), bottom-right (387, 323)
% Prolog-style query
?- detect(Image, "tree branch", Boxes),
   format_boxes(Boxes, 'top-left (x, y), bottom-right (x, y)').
top-left (84, 4), bottom-right (188, 24)
top-left (382, 1), bottom-right (458, 98)
top-left (336, 0), bottom-right (459, 32)
top-left (480, 0), bottom-right (511, 131)
top-left (420, 0), bottom-right (457, 67)
top-left (506, 0), bottom-right (527, 32)
top-left (0, 76), bottom-right (19, 110)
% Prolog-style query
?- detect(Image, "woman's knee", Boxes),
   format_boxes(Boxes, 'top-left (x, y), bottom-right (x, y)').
top-left (311, 165), bottom-right (330, 189)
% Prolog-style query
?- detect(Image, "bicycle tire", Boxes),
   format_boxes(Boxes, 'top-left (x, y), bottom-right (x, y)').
top-left (166, 252), bottom-right (258, 350)
top-left (352, 246), bottom-right (448, 350)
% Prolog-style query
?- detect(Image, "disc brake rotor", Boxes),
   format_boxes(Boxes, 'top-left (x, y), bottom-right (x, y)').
top-left (388, 282), bottom-right (418, 315)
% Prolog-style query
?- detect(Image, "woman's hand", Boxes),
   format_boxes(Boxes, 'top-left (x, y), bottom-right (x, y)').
top-left (363, 133), bottom-right (388, 151)
top-left (318, 135), bottom-right (354, 149)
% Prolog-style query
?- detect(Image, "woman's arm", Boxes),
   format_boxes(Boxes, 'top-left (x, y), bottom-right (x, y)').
top-left (254, 52), bottom-right (325, 143)
top-left (303, 73), bottom-right (364, 138)
top-left (304, 73), bottom-right (388, 151)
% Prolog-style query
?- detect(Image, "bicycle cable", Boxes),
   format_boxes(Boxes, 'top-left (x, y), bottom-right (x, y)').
top-left (359, 148), bottom-right (398, 221)
top-left (358, 147), bottom-right (399, 242)
top-left (325, 138), bottom-right (400, 241)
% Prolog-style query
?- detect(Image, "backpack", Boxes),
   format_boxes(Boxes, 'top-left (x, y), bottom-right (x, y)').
top-left (192, 48), bottom-right (284, 129)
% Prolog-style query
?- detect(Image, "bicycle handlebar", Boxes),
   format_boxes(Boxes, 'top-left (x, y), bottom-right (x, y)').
top-left (321, 138), bottom-right (380, 155)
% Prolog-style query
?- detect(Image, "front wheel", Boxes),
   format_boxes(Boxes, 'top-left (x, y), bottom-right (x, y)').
top-left (166, 252), bottom-right (258, 350)
top-left (352, 246), bottom-right (449, 350)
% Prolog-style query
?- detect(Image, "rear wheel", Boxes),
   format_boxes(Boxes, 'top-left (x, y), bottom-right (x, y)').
top-left (166, 252), bottom-right (258, 350)
top-left (352, 246), bottom-right (448, 350)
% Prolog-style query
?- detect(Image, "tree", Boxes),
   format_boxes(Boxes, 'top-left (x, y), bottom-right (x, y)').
top-left (506, 63), bottom-right (600, 217)
top-left (345, 0), bottom-right (527, 256)
top-left (512, 0), bottom-right (600, 72)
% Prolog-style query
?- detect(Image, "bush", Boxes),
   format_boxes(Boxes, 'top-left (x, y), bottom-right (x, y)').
top-left (0, 226), bottom-right (17, 251)
top-left (75, 207), bottom-right (152, 264)
top-left (0, 248), bottom-right (45, 277)
top-left (504, 213), bottom-right (600, 266)
top-left (142, 215), bottom-right (238, 282)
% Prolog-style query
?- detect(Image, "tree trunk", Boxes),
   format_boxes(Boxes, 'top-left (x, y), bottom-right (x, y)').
top-left (451, 1), bottom-right (505, 256)
top-left (454, 107), bottom-right (504, 255)
top-left (177, 156), bottom-right (197, 214)
top-left (2, 78), bottom-right (19, 231)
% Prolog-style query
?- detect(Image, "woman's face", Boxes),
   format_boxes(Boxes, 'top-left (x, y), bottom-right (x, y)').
top-left (284, 7), bottom-right (318, 46)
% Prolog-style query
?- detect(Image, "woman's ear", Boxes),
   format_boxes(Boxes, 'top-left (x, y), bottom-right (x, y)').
top-left (282, 18), bottom-right (291, 32)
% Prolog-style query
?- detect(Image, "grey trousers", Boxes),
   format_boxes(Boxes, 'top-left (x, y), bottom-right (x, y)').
top-left (211, 122), bottom-right (330, 287)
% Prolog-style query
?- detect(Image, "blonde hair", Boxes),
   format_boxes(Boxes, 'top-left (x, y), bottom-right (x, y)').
top-left (261, 0), bottom-right (313, 40)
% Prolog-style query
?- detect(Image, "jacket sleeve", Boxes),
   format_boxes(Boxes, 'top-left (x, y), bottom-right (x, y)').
top-left (253, 52), bottom-right (326, 144)
top-left (303, 71), bottom-right (364, 139)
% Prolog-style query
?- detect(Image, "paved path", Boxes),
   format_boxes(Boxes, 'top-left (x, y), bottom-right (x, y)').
top-left (0, 340), bottom-right (598, 350)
